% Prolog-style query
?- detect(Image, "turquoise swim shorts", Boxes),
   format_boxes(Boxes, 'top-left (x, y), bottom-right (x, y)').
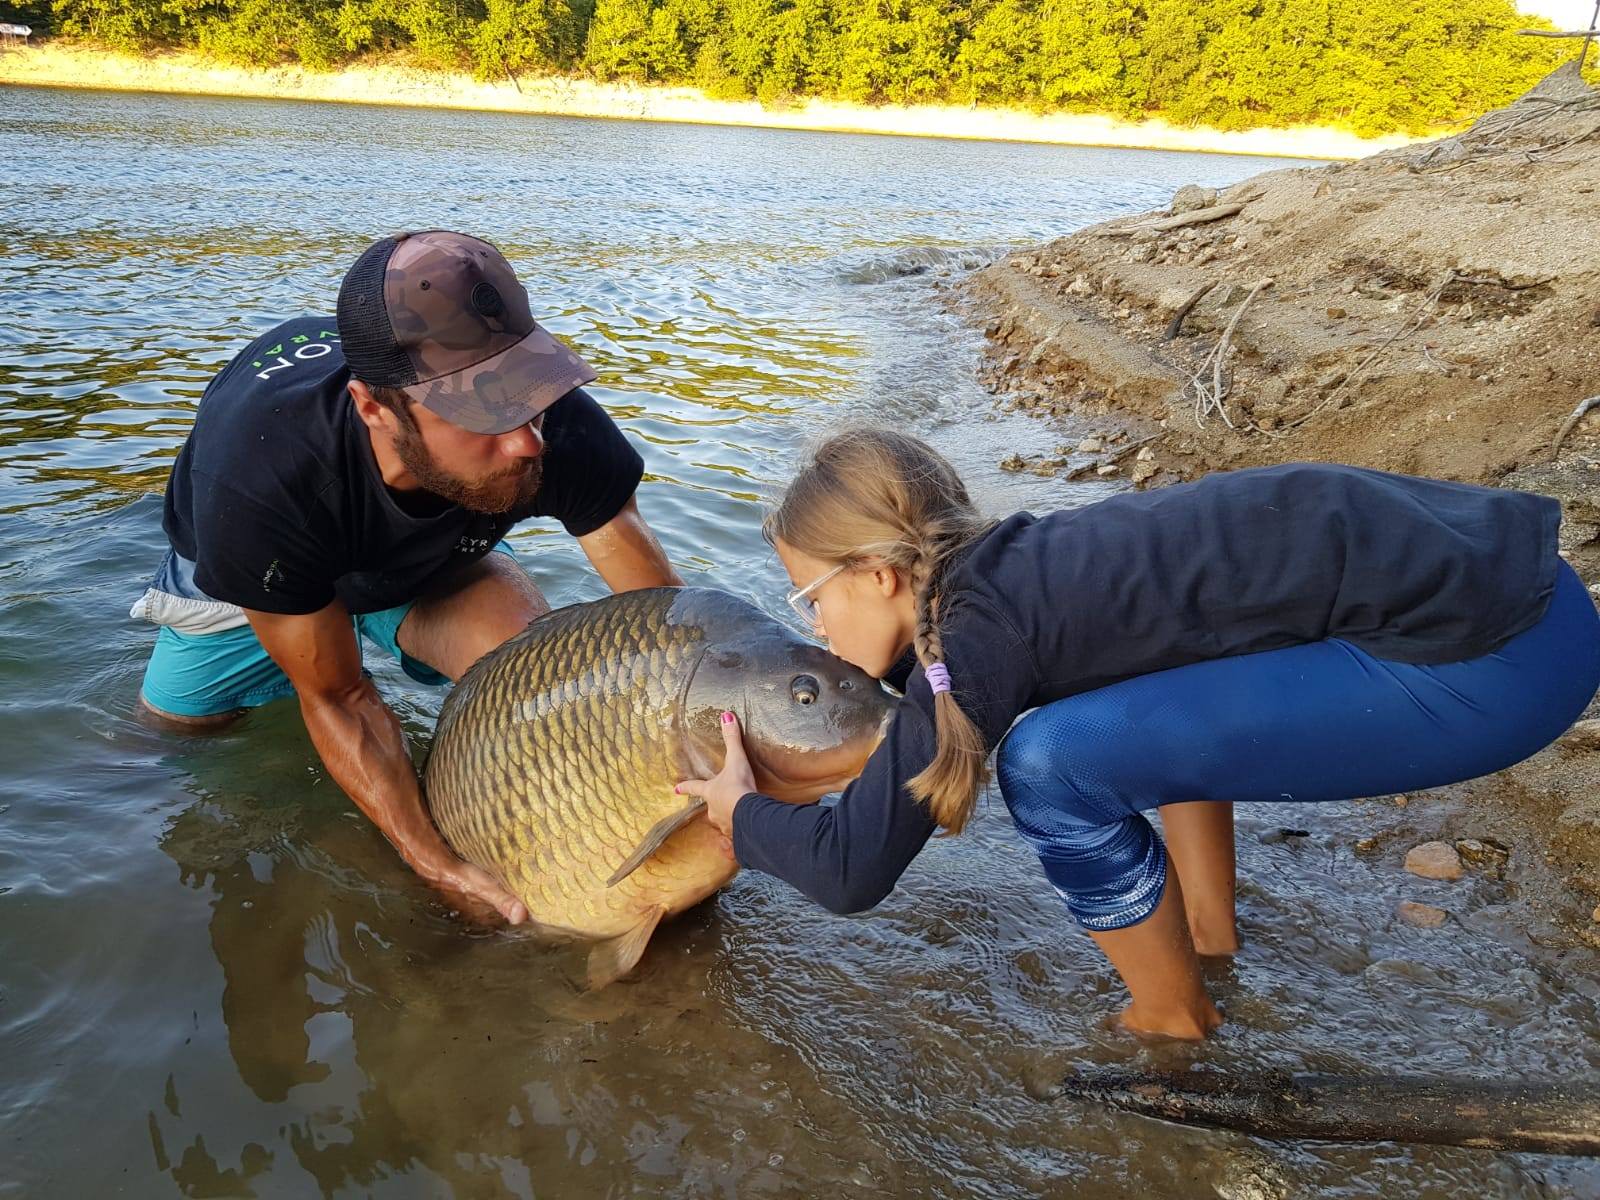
top-left (139, 597), bottom-right (452, 718)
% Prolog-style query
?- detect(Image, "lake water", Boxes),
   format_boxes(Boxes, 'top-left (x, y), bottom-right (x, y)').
top-left (2, 85), bottom-right (1597, 1198)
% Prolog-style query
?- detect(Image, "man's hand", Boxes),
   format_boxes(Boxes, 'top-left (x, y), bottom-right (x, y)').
top-left (246, 601), bottom-right (529, 927)
top-left (675, 712), bottom-right (755, 844)
top-left (415, 856), bottom-right (528, 926)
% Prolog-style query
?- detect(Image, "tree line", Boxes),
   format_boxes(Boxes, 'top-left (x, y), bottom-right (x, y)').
top-left (24, 0), bottom-right (1575, 134)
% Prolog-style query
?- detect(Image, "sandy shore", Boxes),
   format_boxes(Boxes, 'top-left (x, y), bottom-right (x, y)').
top-left (0, 42), bottom-right (1426, 161)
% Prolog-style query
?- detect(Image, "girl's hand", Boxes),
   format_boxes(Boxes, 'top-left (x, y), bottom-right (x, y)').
top-left (675, 712), bottom-right (755, 842)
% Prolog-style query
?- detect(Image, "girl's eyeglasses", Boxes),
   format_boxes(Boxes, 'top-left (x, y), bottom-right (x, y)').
top-left (785, 564), bottom-right (845, 630)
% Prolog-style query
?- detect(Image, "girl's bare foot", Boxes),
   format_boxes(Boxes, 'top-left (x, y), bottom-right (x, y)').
top-left (1117, 998), bottom-right (1224, 1041)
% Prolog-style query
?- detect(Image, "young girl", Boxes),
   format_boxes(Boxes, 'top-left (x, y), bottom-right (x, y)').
top-left (676, 429), bottom-right (1600, 1039)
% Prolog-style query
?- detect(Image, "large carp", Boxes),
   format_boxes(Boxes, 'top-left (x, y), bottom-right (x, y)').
top-left (424, 587), bottom-right (890, 988)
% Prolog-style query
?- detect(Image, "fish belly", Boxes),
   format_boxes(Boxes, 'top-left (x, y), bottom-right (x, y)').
top-left (425, 590), bottom-right (732, 943)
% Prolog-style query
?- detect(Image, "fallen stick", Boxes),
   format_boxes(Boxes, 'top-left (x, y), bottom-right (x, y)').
top-left (1552, 395), bottom-right (1600, 459)
top-left (1514, 28), bottom-right (1600, 37)
top-left (1270, 270), bottom-right (1453, 435)
top-left (1048, 1070), bottom-right (1600, 1156)
top-left (1451, 274), bottom-right (1553, 289)
top-left (1063, 433), bottom-right (1164, 480)
top-left (1146, 202), bottom-right (1246, 232)
top-left (1102, 202), bottom-right (1246, 237)
top-left (1188, 278), bottom-right (1273, 430)
top-left (1161, 283), bottom-right (1215, 341)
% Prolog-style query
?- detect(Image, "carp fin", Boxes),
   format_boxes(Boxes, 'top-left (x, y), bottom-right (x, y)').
top-left (586, 905), bottom-right (667, 989)
top-left (605, 798), bottom-right (708, 888)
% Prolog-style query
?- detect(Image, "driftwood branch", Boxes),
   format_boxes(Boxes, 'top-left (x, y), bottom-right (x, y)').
top-left (1105, 432), bottom-right (1163, 461)
top-left (1515, 29), bottom-right (1599, 38)
top-left (1063, 433), bottom-right (1164, 480)
top-left (1049, 1070), bottom-right (1600, 1157)
top-left (1161, 283), bottom-right (1215, 341)
top-left (1102, 202), bottom-right (1247, 238)
top-left (1147, 202), bottom-right (1245, 232)
top-left (1552, 395), bottom-right (1600, 459)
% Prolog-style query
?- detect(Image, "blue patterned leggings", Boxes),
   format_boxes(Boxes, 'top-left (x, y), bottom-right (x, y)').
top-left (994, 561), bottom-right (1600, 931)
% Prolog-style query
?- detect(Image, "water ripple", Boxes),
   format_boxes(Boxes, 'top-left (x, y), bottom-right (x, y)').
top-left (3, 84), bottom-right (1594, 1199)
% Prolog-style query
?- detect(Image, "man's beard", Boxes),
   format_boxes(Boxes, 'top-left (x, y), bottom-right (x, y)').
top-left (392, 424), bottom-right (542, 515)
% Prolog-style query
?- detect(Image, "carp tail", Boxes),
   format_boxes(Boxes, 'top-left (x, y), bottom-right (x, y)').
top-left (586, 905), bottom-right (668, 990)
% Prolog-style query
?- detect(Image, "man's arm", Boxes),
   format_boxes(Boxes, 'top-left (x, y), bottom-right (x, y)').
top-left (245, 600), bottom-right (527, 924)
top-left (576, 495), bottom-right (683, 592)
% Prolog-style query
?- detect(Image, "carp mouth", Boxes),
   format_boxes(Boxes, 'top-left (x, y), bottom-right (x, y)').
top-left (746, 708), bottom-right (890, 803)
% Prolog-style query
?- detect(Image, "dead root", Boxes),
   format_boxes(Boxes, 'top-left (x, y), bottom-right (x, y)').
top-left (1185, 278), bottom-right (1273, 431)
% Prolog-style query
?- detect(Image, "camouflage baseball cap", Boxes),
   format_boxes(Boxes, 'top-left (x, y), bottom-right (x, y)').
top-left (335, 230), bottom-right (597, 435)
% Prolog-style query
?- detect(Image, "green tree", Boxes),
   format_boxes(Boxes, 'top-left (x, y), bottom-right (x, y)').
top-left (43, 0), bottom-right (1580, 137)
top-left (472, 0), bottom-right (588, 77)
top-left (584, 0), bottom-right (650, 79)
top-left (192, 0), bottom-right (343, 67)
top-left (958, 0), bottom-right (1040, 105)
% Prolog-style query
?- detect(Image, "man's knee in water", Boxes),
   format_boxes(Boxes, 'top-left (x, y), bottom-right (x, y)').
top-left (137, 694), bottom-right (244, 732)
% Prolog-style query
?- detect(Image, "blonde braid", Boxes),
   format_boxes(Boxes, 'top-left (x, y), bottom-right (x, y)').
top-left (905, 526), bottom-right (991, 834)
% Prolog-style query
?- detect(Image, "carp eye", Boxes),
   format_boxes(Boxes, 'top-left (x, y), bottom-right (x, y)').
top-left (790, 674), bottom-right (820, 705)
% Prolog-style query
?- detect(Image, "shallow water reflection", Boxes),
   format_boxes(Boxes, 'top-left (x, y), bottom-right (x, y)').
top-left (2, 85), bottom-right (1597, 1198)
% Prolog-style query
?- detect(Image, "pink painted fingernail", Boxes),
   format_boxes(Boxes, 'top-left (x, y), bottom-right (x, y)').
top-left (721, 711), bottom-right (735, 725)
top-left (673, 784), bottom-right (681, 793)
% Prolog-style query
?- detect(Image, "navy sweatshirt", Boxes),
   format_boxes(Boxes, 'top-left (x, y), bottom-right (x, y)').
top-left (731, 463), bottom-right (1562, 913)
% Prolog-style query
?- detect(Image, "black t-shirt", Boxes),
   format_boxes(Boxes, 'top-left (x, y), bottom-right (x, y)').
top-left (162, 317), bottom-right (643, 615)
top-left (732, 463), bottom-right (1563, 913)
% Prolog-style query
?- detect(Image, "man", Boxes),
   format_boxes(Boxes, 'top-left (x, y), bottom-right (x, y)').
top-left (131, 230), bottom-right (681, 923)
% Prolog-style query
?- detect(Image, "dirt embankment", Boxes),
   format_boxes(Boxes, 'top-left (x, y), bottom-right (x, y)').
top-left (958, 62), bottom-right (1600, 941)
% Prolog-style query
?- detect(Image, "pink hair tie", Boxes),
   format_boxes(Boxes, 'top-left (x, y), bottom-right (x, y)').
top-left (925, 663), bottom-right (952, 696)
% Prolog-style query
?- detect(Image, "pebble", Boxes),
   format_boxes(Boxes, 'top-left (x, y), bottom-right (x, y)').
top-left (1260, 827), bottom-right (1312, 845)
top-left (1454, 838), bottom-right (1509, 872)
top-left (1076, 437), bottom-right (1104, 453)
top-left (1170, 183), bottom-right (1219, 214)
top-left (1404, 841), bottom-right (1464, 881)
top-left (1593, 905), bottom-right (1600, 924)
top-left (1326, 306), bottom-right (1348, 319)
top-left (1397, 901), bottom-right (1448, 928)
top-left (1095, 463), bottom-right (1120, 476)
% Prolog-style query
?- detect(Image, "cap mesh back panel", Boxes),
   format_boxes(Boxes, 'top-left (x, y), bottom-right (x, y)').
top-left (336, 237), bottom-right (417, 387)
